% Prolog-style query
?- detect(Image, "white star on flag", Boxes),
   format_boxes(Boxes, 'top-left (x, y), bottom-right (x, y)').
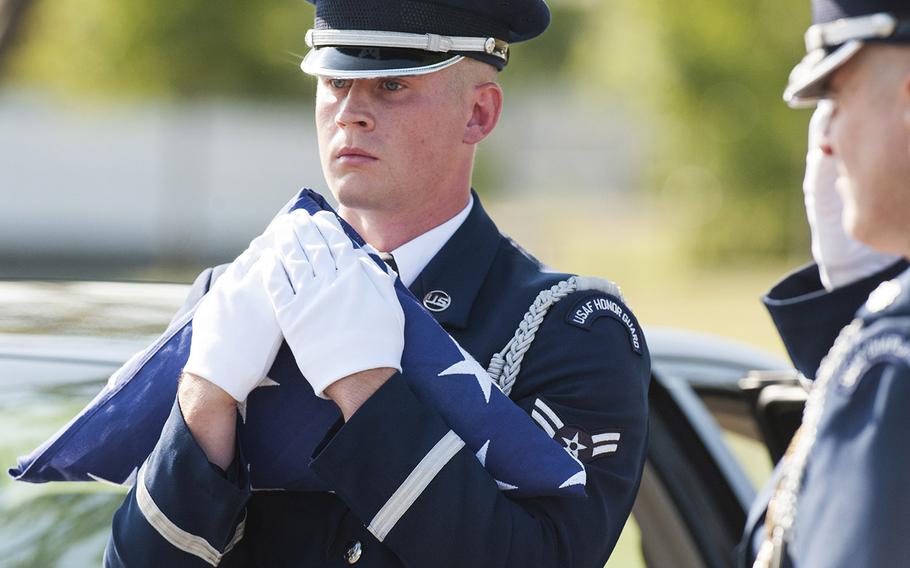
top-left (559, 470), bottom-right (586, 489)
top-left (476, 440), bottom-right (490, 465)
top-left (475, 440), bottom-right (518, 491)
top-left (88, 465), bottom-right (139, 488)
top-left (438, 341), bottom-right (496, 403)
top-left (557, 447), bottom-right (587, 489)
top-left (238, 376), bottom-right (281, 423)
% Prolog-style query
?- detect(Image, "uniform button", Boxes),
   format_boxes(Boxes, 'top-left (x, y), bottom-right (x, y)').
top-left (344, 540), bottom-right (362, 564)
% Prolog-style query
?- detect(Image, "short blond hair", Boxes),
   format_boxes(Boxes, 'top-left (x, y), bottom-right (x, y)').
top-left (447, 58), bottom-right (500, 101)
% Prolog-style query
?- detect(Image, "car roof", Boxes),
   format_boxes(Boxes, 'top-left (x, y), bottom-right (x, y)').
top-left (0, 280), bottom-right (791, 379)
top-left (646, 327), bottom-right (790, 387)
top-left (0, 280), bottom-right (188, 338)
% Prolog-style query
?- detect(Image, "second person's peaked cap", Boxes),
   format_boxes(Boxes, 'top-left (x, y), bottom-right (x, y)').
top-left (785, 0), bottom-right (910, 107)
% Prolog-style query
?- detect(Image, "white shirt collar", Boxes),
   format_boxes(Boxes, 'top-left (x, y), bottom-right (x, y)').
top-left (389, 195), bottom-right (474, 287)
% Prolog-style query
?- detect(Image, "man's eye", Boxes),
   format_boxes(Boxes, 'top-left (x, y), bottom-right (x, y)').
top-left (381, 80), bottom-right (404, 92)
top-left (329, 78), bottom-right (350, 89)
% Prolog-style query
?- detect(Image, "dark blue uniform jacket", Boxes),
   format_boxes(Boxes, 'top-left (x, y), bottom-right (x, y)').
top-left (740, 260), bottom-right (910, 567)
top-left (105, 195), bottom-right (651, 567)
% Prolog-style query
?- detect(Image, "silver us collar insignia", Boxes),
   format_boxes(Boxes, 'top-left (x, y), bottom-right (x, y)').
top-left (423, 290), bottom-right (452, 312)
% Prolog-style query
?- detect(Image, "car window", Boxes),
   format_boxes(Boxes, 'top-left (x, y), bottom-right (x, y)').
top-left (694, 386), bottom-right (774, 491)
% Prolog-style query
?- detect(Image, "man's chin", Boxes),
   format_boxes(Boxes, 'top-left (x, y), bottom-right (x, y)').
top-left (844, 205), bottom-right (890, 254)
top-left (330, 180), bottom-right (391, 211)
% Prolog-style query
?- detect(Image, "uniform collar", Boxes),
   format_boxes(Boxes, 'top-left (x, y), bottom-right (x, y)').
top-left (390, 195), bottom-right (474, 288)
top-left (408, 190), bottom-right (502, 329)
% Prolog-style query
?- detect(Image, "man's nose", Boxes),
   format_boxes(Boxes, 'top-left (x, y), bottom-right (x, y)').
top-left (335, 83), bottom-right (375, 131)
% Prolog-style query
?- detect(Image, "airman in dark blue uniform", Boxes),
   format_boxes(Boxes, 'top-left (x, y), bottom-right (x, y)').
top-left (104, 1), bottom-right (651, 566)
top-left (740, 1), bottom-right (910, 566)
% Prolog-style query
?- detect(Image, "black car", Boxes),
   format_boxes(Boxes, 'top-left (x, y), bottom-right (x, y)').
top-left (0, 280), bottom-right (803, 567)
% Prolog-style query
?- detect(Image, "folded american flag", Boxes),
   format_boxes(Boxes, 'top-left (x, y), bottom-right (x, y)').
top-left (10, 189), bottom-right (586, 497)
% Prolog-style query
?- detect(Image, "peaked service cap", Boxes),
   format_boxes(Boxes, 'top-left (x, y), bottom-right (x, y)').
top-left (785, 0), bottom-right (910, 108)
top-left (300, 0), bottom-right (551, 79)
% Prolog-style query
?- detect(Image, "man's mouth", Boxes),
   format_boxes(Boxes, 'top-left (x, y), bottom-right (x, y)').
top-left (336, 146), bottom-right (378, 164)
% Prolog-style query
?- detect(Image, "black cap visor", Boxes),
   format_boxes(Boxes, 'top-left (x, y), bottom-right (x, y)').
top-left (784, 41), bottom-right (865, 108)
top-left (301, 46), bottom-right (464, 78)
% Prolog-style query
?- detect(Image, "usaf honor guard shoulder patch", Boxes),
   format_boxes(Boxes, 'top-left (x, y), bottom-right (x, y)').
top-left (531, 398), bottom-right (621, 463)
top-left (565, 293), bottom-right (643, 355)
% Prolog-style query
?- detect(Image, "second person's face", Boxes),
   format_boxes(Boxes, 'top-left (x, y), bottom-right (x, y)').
top-left (824, 47), bottom-right (910, 255)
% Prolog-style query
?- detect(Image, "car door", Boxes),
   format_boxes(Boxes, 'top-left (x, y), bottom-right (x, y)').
top-left (632, 328), bottom-right (794, 568)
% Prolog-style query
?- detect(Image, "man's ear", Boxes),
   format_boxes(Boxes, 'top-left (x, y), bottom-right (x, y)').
top-left (903, 74), bottom-right (910, 116)
top-left (902, 73), bottom-right (910, 154)
top-left (463, 82), bottom-right (503, 145)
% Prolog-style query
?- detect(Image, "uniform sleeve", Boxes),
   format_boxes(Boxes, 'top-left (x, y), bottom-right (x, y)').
top-left (107, 266), bottom-right (250, 568)
top-left (105, 399), bottom-right (251, 567)
top-left (763, 261), bottom-right (907, 379)
top-left (788, 330), bottom-right (910, 567)
top-left (309, 291), bottom-right (650, 568)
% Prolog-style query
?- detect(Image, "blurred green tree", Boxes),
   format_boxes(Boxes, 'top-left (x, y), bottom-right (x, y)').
top-left (5, 0), bottom-right (316, 99)
top-left (572, 1), bottom-right (815, 263)
top-left (0, 0), bottom-right (35, 73)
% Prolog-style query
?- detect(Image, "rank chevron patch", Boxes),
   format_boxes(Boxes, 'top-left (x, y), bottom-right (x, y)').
top-left (531, 398), bottom-right (621, 463)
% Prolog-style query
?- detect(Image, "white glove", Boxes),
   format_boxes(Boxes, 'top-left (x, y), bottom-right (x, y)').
top-left (261, 210), bottom-right (405, 399)
top-left (184, 222), bottom-right (284, 402)
top-left (803, 100), bottom-right (900, 290)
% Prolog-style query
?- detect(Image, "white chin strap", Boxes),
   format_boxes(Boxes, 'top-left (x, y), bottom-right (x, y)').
top-left (803, 12), bottom-right (898, 52)
top-left (305, 28), bottom-right (509, 62)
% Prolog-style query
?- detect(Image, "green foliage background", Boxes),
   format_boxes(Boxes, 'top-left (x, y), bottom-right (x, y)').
top-left (5, 0), bottom-right (817, 262)
top-left (568, 1), bottom-right (814, 262)
top-left (6, 0), bottom-right (316, 99)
